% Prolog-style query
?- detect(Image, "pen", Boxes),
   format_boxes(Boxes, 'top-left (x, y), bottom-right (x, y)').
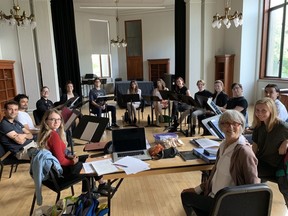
top-left (113, 164), bottom-right (128, 168)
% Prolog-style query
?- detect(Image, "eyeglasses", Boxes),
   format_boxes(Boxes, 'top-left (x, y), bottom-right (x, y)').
top-left (220, 122), bottom-right (242, 127)
top-left (47, 118), bottom-right (62, 122)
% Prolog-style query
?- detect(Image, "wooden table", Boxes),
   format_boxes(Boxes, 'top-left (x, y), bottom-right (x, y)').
top-left (81, 137), bottom-right (215, 216)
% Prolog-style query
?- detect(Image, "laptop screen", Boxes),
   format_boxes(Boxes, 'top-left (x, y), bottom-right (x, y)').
top-left (112, 127), bottom-right (146, 152)
top-left (202, 115), bottom-right (225, 139)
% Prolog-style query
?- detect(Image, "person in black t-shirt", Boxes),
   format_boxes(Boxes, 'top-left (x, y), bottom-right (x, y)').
top-left (169, 77), bottom-right (191, 132)
top-left (220, 83), bottom-right (248, 117)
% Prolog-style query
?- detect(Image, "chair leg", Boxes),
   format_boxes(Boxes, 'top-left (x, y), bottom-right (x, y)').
top-left (138, 110), bottom-right (140, 123)
top-left (56, 192), bottom-right (61, 203)
top-left (0, 164), bottom-right (3, 181)
top-left (71, 186), bottom-right (75, 196)
top-left (9, 164), bottom-right (15, 178)
top-left (14, 164), bottom-right (18, 173)
top-left (30, 192), bottom-right (36, 216)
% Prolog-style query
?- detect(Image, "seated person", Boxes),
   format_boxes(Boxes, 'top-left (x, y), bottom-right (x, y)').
top-left (198, 80), bottom-right (229, 135)
top-left (220, 83), bottom-right (248, 117)
top-left (89, 77), bottom-right (119, 128)
top-left (169, 77), bottom-right (191, 132)
top-left (0, 101), bottom-right (37, 160)
top-left (252, 97), bottom-right (288, 207)
top-left (153, 78), bottom-right (169, 125)
top-left (264, 83), bottom-right (288, 122)
top-left (37, 109), bottom-right (113, 196)
top-left (181, 110), bottom-right (260, 216)
top-left (14, 94), bottom-right (39, 139)
top-left (36, 86), bottom-right (54, 122)
top-left (126, 80), bottom-right (142, 123)
top-left (190, 80), bottom-right (213, 134)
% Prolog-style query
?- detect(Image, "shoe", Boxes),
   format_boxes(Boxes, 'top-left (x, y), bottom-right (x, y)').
top-left (106, 126), bottom-right (112, 130)
top-left (112, 123), bottom-right (120, 128)
top-left (168, 126), bottom-right (177, 132)
top-left (133, 118), bottom-right (137, 124)
top-left (97, 183), bottom-right (115, 196)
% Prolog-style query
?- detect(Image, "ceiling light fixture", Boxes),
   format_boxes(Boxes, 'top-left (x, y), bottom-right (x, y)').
top-left (110, 0), bottom-right (127, 48)
top-left (80, 6), bottom-right (166, 10)
top-left (0, 0), bottom-right (36, 29)
top-left (212, 0), bottom-right (242, 29)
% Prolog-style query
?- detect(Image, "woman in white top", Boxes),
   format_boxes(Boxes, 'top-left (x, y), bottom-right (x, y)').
top-left (127, 80), bottom-right (142, 123)
top-left (153, 78), bottom-right (169, 125)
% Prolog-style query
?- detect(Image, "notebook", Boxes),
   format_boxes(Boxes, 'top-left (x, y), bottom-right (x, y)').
top-left (202, 114), bottom-right (225, 139)
top-left (193, 148), bottom-right (216, 163)
top-left (112, 127), bottom-right (152, 162)
top-left (207, 98), bottom-right (222, 115)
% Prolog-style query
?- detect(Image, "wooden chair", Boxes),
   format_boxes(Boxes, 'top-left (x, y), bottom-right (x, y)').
top-left (210, 183), bottom-right (272, 216)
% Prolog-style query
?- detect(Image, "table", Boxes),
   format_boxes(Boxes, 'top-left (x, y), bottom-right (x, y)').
top-left (81, 137), bottom-right (214, 216)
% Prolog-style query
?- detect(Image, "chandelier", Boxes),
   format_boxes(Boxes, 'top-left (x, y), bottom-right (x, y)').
top-left (212, 0), bottom-right (243, 29)
top-left (0, 0), bottom-right (36, 29)
top-left (110, 0), bottom-right (127, 48)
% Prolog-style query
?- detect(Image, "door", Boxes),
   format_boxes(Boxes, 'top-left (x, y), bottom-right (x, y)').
top-left (125, 20), bottom-right (143, 80)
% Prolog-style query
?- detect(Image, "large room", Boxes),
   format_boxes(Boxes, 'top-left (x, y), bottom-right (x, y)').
top-left (0, 0), bottom-right (288, 215)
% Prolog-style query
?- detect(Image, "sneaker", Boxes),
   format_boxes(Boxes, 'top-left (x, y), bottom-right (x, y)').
top-left (112, 123), bottom-right (120, 128)
top-left (97, 183), bottom-right (115, 196)
top-left (106, 126), bottom-right (112, 130)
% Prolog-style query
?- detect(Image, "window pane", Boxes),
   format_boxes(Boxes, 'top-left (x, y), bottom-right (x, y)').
top-left (91, 54), bottom-right (101, 77)
top-left (101, 55), bottom-right (110, 77)
top-left (282, 5), bottom-right (288, 78)
top-left (270, 0), bottom-right (285, 8)
top-left (266, 8), bottom-right (283, 77)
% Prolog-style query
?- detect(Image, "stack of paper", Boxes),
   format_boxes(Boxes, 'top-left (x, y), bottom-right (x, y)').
top-left (113, 156), bottom-right (150, 175)
top-left (83, 159), bottom-right (119, 175)
top-left (191, 138), bottom-right (220, 149)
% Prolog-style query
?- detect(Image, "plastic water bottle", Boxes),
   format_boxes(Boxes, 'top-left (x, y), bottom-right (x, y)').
top-left (147, 114), bottom-right (150, 125)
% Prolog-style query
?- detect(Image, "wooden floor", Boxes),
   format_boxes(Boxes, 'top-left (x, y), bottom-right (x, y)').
top-left (0, 103), bottom-right (287, 216)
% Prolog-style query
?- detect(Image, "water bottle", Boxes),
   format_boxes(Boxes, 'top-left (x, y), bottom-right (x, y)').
top-left (147, 114), bottom-right (150, 125)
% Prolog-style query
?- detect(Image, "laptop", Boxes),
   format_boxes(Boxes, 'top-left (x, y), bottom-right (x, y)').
top-left (112, 127), bottom-right (152, 162)
top-left (207, 98), bottom-right (223, 115)
top-left (202, 114), bottom-right (225, 139)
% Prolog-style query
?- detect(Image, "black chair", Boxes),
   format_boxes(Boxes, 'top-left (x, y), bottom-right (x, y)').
top-left (30, 166), bottom-right (86, 216)
top-left (210, 183), bottom-right (272, 216)
top-left (0, 143), bottom-right (29, 181)
top-left (33, 109), bottom-right (42, 125)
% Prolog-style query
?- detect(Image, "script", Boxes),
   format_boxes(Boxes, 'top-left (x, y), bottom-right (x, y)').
top-left (190, 138), bottom-right (220, 149)
top-left (112, 156), bottom-right (150, 175)
top-left (83, 159), bottom-right (119, 175)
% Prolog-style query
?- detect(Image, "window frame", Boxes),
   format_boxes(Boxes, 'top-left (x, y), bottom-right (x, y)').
top-left (260, 0), bottom-right (288, 80)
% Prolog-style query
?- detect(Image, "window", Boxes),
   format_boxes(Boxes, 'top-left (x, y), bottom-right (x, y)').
top-left (90, 19), bottom-right (111, 78)
top-left (91, 54), bottom-right (111, 77)
top-left (261, 0), bottom-right (288, 79)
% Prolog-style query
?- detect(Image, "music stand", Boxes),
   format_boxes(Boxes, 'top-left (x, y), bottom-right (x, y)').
top-left (95, 95), bottom-right (116, 128)
top-left (143, 95), bottom-right (161, 127)
top-left (177, 95), bottom-right (202, 136)
top-left (159, 90), bottom-right (178, 126)
top-left (122, 94), bottom-right (140, 127)
top-left (72, 115), bottom-right (109, 142)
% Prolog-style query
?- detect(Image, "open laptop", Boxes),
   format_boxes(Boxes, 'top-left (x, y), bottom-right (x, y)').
top-left (202, 114), bottom-right (225, 139)
top-left (112, 127), bottom-right (151, 162)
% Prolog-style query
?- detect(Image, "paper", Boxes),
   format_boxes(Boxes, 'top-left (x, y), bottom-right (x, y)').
top-left (83, 159), bottom-right (118, 175)
top-left (192, 138), bottom-right (220, 149)
top-left (113, 156), bottom-right (150, 175)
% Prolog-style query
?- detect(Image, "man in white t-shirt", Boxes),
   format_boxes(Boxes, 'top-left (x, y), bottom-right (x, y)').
top-left (14, 94), bottom-right (39, 138)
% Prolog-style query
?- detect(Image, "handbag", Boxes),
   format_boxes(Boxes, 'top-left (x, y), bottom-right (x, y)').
top-left (148, 144), bottom-right (178, 160)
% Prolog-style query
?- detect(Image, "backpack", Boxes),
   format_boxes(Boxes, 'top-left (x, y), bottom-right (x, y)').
top-left (75, 192), bottom-right (99, 216)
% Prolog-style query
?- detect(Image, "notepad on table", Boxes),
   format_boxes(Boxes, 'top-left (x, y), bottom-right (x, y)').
top-left (83, 159), bottom-right (119, 175)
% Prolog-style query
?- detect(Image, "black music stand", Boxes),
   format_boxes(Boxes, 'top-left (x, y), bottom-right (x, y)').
top-left (143, 95), bottom-right (161, 127)
top-left (72, 115), bottom-right (109, 142)
top-left (122, 94), bottom-right (140, 127)
top-left (159, 90), bottom-right (178, 127)
top-left (95, 95), bottom-right (116, 128)
top-left (177, 95), bottom-right (202, 136)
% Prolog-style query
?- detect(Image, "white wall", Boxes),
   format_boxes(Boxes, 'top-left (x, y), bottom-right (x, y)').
top-left (74, 7), bottom-right (175, 81)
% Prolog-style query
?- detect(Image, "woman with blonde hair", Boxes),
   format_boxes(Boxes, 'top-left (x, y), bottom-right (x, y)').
top-left (252, 97), bottom-right (288, 206)
top-left (153, 78), bottom-right (169, 125)
top-left (38, 109), bottom-right (113, 195)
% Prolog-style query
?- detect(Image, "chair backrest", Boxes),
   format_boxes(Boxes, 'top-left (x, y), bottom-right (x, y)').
top-left (210, 183), bottom-right (272, 216)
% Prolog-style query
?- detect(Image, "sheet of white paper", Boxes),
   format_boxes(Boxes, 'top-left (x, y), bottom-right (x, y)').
top-left (83, 162), bottom-right (94, 174)
top-left (114, 156), bottom-right (150, 175)
top-left (90, 159), bottom-right (119, 176)
top-left (192, 138), bottom-right (220, 149)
